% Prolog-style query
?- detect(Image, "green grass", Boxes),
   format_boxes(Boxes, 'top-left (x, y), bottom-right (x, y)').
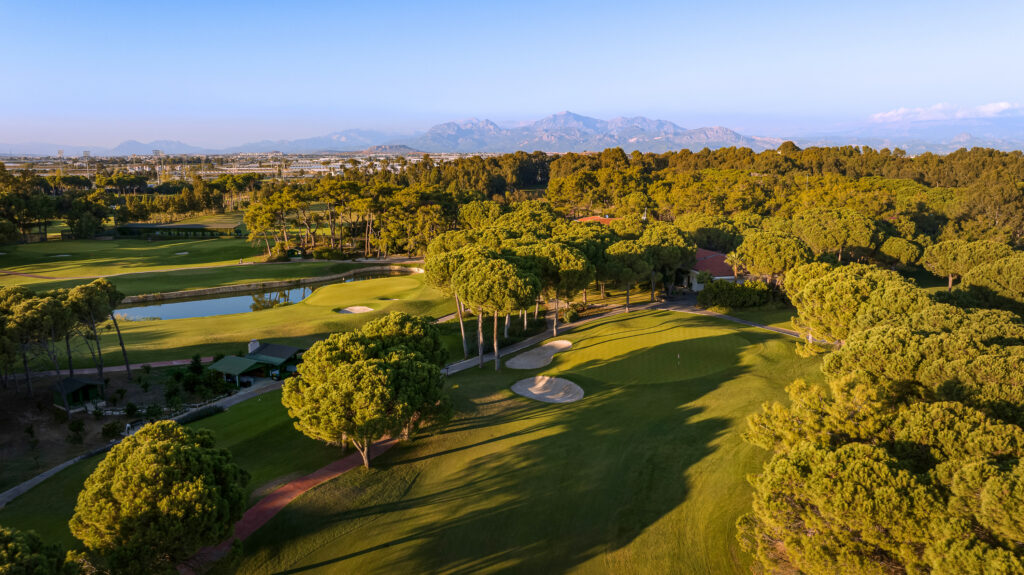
top-left (86, 274), bottom-right (452, 366)
top-left (0, 238), bottom-right (263, 285)
top-left (229, 310), bottom-right (824, 574)
top-left (710, 304), bottom-right (797, 332)
top-left (0, 390), bottom-right (340, 550)
top-left (19, 261), bottom-right (369, 296)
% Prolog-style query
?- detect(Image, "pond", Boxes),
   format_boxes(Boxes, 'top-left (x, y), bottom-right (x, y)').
top-left (117, 273), bottom-right (391, 320)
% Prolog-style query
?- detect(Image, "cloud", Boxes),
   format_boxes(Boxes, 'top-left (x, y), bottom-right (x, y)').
top-left (870, 102), bottom-right (1023, 123)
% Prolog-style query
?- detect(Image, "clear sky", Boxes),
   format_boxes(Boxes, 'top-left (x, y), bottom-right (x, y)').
top-left (2, 0), bottom-right (1022, 147)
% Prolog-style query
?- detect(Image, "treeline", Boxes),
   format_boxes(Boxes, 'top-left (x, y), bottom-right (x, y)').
top-left (0, 279), bottom-right (131, 393)
top-left (739, 261), bottom-right (1024, 573)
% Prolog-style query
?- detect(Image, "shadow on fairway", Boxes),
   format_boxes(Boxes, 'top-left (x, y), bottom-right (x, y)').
top-left (245, 326), bottom-right (757, 575)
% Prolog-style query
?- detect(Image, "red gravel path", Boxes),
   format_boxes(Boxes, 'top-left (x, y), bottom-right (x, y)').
top-left (181, 438), bottom-right (397, 573)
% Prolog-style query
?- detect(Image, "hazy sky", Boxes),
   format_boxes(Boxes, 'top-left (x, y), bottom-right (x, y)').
top-left (2, 0), bottom-right (1022, 147)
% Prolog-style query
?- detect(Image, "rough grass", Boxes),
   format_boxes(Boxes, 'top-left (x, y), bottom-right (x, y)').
top-left (0, 389), bottom-right (340, 550)
top-left (228, 310), bottom-right (824, 575)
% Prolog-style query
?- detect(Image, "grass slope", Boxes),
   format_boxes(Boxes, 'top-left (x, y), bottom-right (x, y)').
top-left (229, 310), bottom-right (823, 575)
top-left (0, 390), bottom-right (339, 550)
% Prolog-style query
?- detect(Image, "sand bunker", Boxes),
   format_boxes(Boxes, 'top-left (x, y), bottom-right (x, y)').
top-left (511, 376), bottom-right (584, 403)
top-left (506, 340), bottom-right (572, 369)
top-left (175, 251), bottom-right (189, 255)
top-left (338, 306), bottom-right (374, 314)
top-left (52, 254), bottom-right (71, 257)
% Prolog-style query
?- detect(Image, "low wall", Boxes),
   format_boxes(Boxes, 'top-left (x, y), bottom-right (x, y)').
top-left (121, 265), bottom-right (424, 304)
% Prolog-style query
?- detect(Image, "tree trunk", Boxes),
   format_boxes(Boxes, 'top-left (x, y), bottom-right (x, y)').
top-left (625, 286), bottom-right (631, 312)
top-left (89, 313), bottom-right (104, 382)
top-left (504, 313), bottom-right (510, 339)
top-left (583, 287), bottom-right (588, 306)
top-left (600, 282), bottom-right (606, 299)
top-left (534, 300), bottom-right (539, 320)
top-left (650, 272), bottom-right (656, 302)
top-left (455, 293), bottom-right (468, 358)
top-left (493, 310), bottom-right (500, 371)
top-left (110, 313), bottom-right (132, 381)
top-left (552, 297), bottom-right (559, 336)
top-left (948, 274), bottom-right (954, 291)
top-left (355, 439), bottom-right (371, 469)
top-left (522, 309), bottom-right (527, 331)
top-left (65, 335), bottom-right (74, 378)
top-left (21, 348), bottom-right (32, 395)
top-left (477, 309), bottom-right (484, 368)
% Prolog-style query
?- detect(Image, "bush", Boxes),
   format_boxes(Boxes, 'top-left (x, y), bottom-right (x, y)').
top-left (311, 246), bottom-right (344, 260)
top-left (176, 405), bottom-right (225, 425)
top-left (68, 419), bottom-right (85, 444)
top-left (144, 404), bottom-right (163, 421)
top-left (697, 279), bottom-right (774, 308)
top-left (125, 403), bottom-right (139, 417)
top-left (102, 421), bottom-right (123, 440)
top-left (563, 303), bottom-right (585, 324)
top-left (263, 246), bottom-right (290, 263)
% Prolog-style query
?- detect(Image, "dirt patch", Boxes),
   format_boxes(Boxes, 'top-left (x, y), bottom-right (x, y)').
top-left (338, 306), bottom-right (374, 314)
top-left (506, 340), bottom-right (572, 369)
top-left (510, 376), bottom-right (584, 404)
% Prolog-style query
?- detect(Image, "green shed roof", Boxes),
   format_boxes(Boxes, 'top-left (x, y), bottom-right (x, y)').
top-left (209, 356), bottom-right (264, 376)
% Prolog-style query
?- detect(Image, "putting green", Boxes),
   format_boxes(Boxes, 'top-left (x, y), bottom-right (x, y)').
top-left (229, 310), bottom-right (824, 575)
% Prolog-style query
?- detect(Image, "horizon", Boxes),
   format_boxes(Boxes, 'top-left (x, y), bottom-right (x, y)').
top-left (3, 1), bottom-right (1024, 148)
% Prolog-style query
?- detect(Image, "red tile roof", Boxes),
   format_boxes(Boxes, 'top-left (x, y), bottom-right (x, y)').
top-left (574, 216), bottom-right (619, 226)
top-left (694, 248), bottom-right (734, 277)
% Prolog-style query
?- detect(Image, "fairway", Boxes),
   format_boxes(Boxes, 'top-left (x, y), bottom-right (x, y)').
top-left (228, 310), bottom-right (823, 574)
top-left (0, 237), bottom-right (262, 285)
top-left (90, 274), bottom-right (452, 365)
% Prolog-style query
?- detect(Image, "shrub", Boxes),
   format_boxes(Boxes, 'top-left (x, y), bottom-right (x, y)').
top-left (144, 404), bottom-right (163, 420)
top-left (311, 246), bottom-right (344, 260)
top-left (102, 421), bottom-right (123, 440)
top-left (68, 420), bottom-right (85, 444)
top-left (176, 405), bottom-right (225, 425)
top-left (125, 403), bottom-right (139, 417)
top-left (697, 279), bottom-right (774, 308)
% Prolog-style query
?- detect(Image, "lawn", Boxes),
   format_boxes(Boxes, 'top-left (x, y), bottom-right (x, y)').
top-left (0, 390), bottom-right (341, 550)
top-left (711, 304), bottom-right (797, 332)
top-left (227, 309), bottom-right (824, 574)
top-left (84, 274), bottom-right (452, 366)
top-left (0, 237), bottom-right (263, 285)
top-left (17, 261), bottom-right (370, 296)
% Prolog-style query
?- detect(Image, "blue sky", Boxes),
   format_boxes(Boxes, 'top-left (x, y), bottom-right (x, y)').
top-left (2, 0), bottom-right (1022, 147)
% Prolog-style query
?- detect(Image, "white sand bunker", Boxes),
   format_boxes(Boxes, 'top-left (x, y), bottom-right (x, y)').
top-left (511, 376), bottom-right (584, 404)
top-left (338, 305), bottom-right (374, 314)
top-left (175, 251), bottom-right (189, 255)
top-left (506, 340), bottom-right (572, 369)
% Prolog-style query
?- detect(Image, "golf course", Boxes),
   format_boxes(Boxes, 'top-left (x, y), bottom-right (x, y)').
top-left (0, 307), bottom-right (824, 573)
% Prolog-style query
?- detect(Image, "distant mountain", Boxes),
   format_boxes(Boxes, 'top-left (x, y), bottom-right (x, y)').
top-left (794, 115), bottom-right (1024, 154)
top-left (408, 112), bottom-right (781, 153)
top-left (14, 110), bottom-right (1024, 158)
top-left (362, 144), bottom-right (423, 155)
top-left (222, 130), bottom-right (400, 154)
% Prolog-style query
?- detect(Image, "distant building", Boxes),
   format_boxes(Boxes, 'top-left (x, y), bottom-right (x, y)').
top-left (573, 215), bottom-right (620, 226)
top-left (688, 248), bottom-right (736, 291)
top-left (209, 340), bottom-right (304, 386)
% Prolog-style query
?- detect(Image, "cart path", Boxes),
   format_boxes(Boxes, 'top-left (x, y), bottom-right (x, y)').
top-left (180, 438), bottom-right (397, 574)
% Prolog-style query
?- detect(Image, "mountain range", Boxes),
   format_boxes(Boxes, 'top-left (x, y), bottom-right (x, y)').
top-left (3, 111), bottom-right (1024, 157)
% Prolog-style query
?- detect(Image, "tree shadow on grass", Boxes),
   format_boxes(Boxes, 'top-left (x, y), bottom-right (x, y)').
top-left (248, 330), bottom-right (758, 575)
